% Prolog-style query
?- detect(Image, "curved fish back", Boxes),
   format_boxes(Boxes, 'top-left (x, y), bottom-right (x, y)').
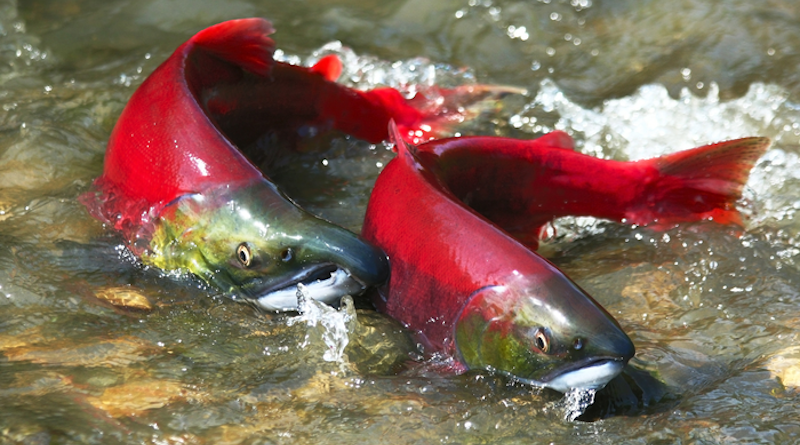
top-left (101, 19), bottom-right (272, 211)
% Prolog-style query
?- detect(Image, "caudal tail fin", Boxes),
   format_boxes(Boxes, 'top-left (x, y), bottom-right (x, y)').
top-left (632, 137), bottom-right (770, 226)
top-left (191, 18), bottom-right (276, 76)
top-left (366, 84), bottom-right (526, 146)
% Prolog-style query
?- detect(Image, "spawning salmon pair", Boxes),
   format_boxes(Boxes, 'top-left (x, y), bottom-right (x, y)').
top-left (82, 18), bottom-right (769, 393)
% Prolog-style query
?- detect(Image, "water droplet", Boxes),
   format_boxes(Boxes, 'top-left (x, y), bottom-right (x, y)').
top-left (562, 388), bottom-right (597, 421)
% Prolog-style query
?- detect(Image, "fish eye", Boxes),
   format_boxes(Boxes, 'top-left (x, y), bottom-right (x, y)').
top-left (237, 242), bottom-right (253, 267)
top-left (280, 247), bottom-right (293, 262)
top-left (534, 328), bottom-right (550, 353)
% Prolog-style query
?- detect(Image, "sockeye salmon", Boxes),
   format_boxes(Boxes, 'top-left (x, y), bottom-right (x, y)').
top-left (362, 122), bottom-right (769, 392)
top-left (82, 18), bottom-right (510, 310)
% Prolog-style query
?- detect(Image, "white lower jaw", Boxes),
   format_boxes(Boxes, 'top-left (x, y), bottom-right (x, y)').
top-left (516, 360), bottom-right (625, 393)
top-left (255, 268), bottom-right (364, 312)
top-left (540, 360), bottom-right (625, 393)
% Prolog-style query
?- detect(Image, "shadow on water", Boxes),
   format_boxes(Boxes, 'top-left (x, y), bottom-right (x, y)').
top-left (578, 364), bottom-right (677, 421)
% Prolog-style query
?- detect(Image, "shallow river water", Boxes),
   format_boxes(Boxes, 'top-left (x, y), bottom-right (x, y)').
top-left (3, 0), bottom-right (800, 443)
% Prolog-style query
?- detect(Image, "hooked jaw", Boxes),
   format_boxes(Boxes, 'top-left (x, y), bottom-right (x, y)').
top-left (454, 282), bottom-right (635, 393)
top-left (517, 356), bottom-right (628, 393)
top-left (232, 183), bottom-right (390, 311)
top-left (148, 180), bottom-right (390, 312)
top-left (526, 324), bottom-right (634, 393)
top-left (251, 266), bottom-right (363, 310)
top-left (246, 230), bottom-right (391, 311)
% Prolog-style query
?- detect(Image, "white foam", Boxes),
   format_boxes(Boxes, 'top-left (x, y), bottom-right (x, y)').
top-left (513, 79), bottom-right (800, 237)
top-left (561, 387), bottom-right (598, 422)
top-left (275, 41), bottom-right (478, 97)
top-left (518, 79), bottom-right (792, 159)
top-left (288, 285), bottom-right (356, 363)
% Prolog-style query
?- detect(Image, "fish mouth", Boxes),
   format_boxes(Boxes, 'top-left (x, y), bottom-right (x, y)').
top-left (515, 356), bottom-right (627, 393)
top-left (249, 263), bottom-right (366, 312)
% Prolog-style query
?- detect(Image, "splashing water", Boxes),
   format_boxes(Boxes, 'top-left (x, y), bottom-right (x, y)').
top-left (288, 284), bottom-right (357, 363)
top-left (515, 79), bottom-right (791, 158)
top-left (561, 388), bottom-right (598, 422)
top-left (274, 41), bottom-right (480, 107)
top-left (516, 78), bottom-right (800, 243)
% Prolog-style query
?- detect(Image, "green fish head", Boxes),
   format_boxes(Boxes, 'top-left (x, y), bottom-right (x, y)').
top-left (145, 180), bottom-right (389, 311)
top-left (454, 274), bottom-right (635, 392)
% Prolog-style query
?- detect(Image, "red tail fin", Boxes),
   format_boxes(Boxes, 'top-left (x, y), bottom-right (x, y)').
top-left (632, 137), bottom-right (770, 226)
top-left (365, 84), bottom-right (526, 145)
top-left (191, 18), bottom-right (275, 76)
top-left (310, 54), bottom-right (343, 81)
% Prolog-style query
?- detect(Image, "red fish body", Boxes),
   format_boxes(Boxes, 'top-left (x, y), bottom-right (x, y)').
top-left (362, 124), bottom-right (768, 391)
top-left (91, 18), bottom-right (497, 238)
top-left (411, 132), bottom-right (769, 248)
top-left (84, 18), bottom-right (505, 310)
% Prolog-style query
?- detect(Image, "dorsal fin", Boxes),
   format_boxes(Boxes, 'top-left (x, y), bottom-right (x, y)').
top-left (191, 18), bottom-right (275, 76)
top-left (310, 54), bottom-right (343, 82)
top-left (388, 119), bottom-right (419, 159)
top-left (536, 130), bottom-right (575, 150)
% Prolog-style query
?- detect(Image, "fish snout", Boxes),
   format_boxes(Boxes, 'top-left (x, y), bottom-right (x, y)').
top-left (303, 224), bottom-right (391, 289)
top-left (196, 181), bottom-right (390, 311)
top-left (250, 222), bottom-right (390, 312)
top-left (454, 283), bottom-right (635, 392)
top-left (588, 323), bottom-right (635, 364)
top-left (538, 326), bottom-right (635, 393)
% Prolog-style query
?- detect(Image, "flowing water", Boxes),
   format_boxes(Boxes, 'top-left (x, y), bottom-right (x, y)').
top-left (2, 0), bottom-right (800, 443)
